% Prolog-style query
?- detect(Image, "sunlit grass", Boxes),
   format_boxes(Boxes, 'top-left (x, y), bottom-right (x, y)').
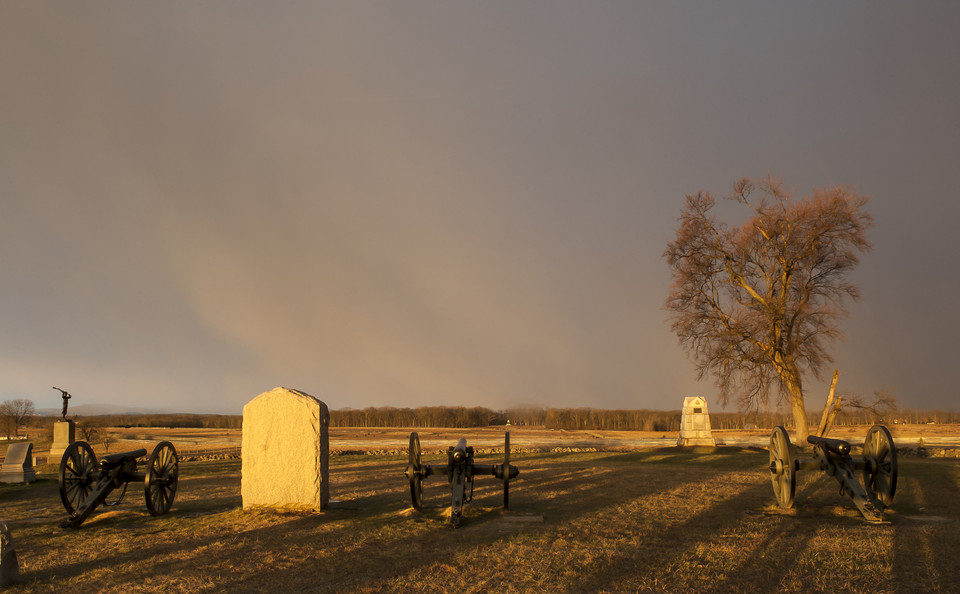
top-left (1, 449), bottom-right (958, 592)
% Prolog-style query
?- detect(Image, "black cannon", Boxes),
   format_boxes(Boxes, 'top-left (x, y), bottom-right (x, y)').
top-left (404, 432), bottom-right (520, 527)
top-left (768, 424), bottom-right (897, 522)
top-left (58, 440), bottom-right (179, 529)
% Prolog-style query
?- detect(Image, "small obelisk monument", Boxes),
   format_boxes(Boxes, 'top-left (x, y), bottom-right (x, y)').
top-left (677, 396), bottom-right (716, 446)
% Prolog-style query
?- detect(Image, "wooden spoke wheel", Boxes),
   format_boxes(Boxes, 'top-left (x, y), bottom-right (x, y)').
top-left (59, 441), bottom-right (98, 515)
top-left (406, 432), bottom-right (424, 510)
top-left (144, 441), bottom-right (179, 516)
top-left (503, 431), bottom-right (511, 509)
top-left (769, 426), bottom-right (796, 508)
top-left (863, 424), bottom-right (898, 506)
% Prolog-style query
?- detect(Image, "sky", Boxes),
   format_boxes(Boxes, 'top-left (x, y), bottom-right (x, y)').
top-left (1, 2), bottom-right (959, 415)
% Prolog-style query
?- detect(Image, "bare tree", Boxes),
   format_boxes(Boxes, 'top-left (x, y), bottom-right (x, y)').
top-left (0, 398), bottom-right (36, 438)
top-left (0, 414), bottom-right (13, 439)
top-left (76, 418), bottom-right (104, 444)
top-left (845, 390), bottom-right (899, 424)
top-left (664, 176), bottom-right (872, 442)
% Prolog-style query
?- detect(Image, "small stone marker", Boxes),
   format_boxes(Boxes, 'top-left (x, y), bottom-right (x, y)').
top-left (0, 443), bottom-right (36, 484)
top-left (677, 396), bottom-right (716, 446)
top-left (0, 522), bottom-right (18, 587)
top-left (49, 420), bottom-right (76, 461)
top-left (242, 387), bottom-right (330, 511)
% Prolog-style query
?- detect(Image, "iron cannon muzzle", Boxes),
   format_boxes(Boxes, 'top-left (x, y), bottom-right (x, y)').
top-left (452, 438), bottom-right (468, 463)
top-left (494, 464), bottom-right (520, 480)
top-left (807, 435), bottom-right (851, 456)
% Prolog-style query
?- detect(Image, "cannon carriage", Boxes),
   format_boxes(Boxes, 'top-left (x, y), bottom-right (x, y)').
top-left (58, 440), bottom-right (179, 528)
top-left (404, 432), bottom-right (520, 527)
top-left (768, 424), bottom-right (897, 522)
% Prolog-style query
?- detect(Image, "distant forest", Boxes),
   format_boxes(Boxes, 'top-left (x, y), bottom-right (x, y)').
top-left (19, 405), bottom-right (960, 432)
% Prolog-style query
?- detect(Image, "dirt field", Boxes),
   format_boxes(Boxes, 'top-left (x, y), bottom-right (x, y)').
top-left (2, 426), bottom-right (959, 592)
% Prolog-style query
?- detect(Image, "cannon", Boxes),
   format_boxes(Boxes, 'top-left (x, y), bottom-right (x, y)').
top-left (58, 440), bottom-right (179, 529)
top-left (404, 432), bottom-right (520, 527)
top-left (768, 424), bottom-right (897, 522)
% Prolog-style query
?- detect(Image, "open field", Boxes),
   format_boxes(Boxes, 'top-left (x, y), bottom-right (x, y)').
top-left (2, 428), bottom-right (960, 592)
top-left (11, 423), bottom-right (960, 463)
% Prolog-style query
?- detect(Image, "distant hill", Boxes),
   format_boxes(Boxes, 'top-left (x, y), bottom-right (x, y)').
top-left (36, 403), bottom-right (170, 416)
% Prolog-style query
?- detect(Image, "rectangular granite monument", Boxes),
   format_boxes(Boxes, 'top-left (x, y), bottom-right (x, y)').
top-left (241, 387), bottom-right (330, 511)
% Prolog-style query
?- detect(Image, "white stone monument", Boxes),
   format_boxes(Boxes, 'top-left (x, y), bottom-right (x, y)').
top-left (677, 396), bottom-right (716, 447)
top-left (241, 387), bottom-right (330, 511)
top-left (0, 443), bottom-right (36, 484)
top-left (49, 420), bottom-right (75, 462)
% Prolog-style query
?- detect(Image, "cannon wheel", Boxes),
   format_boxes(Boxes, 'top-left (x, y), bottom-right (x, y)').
top-left (863, 424), bottom-right (897, 506)
top-left (144, 441), bottom-right (179, 516)
top-left (59, 440), bottom-right (98, 515)
top-left (769, 426), bottom-right (796, 508)
top-left (503, 431), bottom-right (511, 510)
top-left (407, 432), bottom-right (423, 510)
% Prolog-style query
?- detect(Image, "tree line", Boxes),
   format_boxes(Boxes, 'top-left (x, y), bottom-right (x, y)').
top-left (329, 406), bottom-right (686, 431)
top-left (6, 400), bottom-right (960, 435)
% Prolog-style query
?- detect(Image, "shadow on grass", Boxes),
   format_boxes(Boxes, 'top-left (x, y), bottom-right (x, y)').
top-left (563, 478), bottom-right (774, 592)
top-left (171, 453), bottom-right (723, 591)
top-left (599, 447), bottom-right (766, 469)
top-left (17, 450), bottom-right (950, 592)
top-left (892, 459), bottom-right (960, 591)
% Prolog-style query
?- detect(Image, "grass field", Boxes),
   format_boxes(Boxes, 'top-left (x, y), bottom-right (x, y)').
top-left (2, 444), bottom-right (959, 592)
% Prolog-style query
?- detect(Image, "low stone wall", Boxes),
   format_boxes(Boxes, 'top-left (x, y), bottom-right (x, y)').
top-left (331, 446), bottom-right (604, 456)
top-left (898, 446), bottom-right (960, 458)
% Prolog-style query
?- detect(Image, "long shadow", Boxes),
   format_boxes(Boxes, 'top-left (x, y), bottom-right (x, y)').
top-left (573, 478), bottom-right (775, 592)
top-left (892, 458), bottom-right (960, 592)
top-left (314, 457), bottom-right (746, 592)
top-left (14, 450), bottom-right (788, 591)
top-left (16, 451), bottom-right (507, 586)
top-left (209, 453), bottom-right (725, 591)
top-left (703, 517), bottom-right (819, 593)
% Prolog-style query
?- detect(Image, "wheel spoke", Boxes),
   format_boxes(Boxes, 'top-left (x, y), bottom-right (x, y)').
top-left (59, 441), bottom-right (97, 516)
top-left (863, 425), bottom-right (897, 506)
top-left (144, 442), bottom-right (178, 516)
top-left (769, 427), bottom-right (795, 508)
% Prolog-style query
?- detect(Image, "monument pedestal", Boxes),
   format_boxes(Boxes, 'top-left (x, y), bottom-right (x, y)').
top-left (49, 420), bottom-right (75, 462)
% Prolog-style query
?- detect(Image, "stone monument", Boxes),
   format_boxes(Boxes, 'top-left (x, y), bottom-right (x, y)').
top-left (241, 387), bottom-right (330, 511)
top-left (50, 386), bottom-right (76, 462)
top-left (0, 443), bottom-right (36, 484)
top-left (0, 521), bottom-right (18, 587)
top-left (677, 396), bottom-right (716, 447)
top-left (49, 420), bottom-right (75, 462)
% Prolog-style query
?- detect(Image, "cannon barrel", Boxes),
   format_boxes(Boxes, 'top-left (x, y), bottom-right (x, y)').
top-left (807, 435), bottom-right (851, 456)
top-left (99, 448), bottom-right (148, 469)
top-left (452, 438), bottom-right (468, 464)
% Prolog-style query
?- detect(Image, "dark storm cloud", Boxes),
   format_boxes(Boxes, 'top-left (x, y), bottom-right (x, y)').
top-left (1, 2), bottom-right (958, 413)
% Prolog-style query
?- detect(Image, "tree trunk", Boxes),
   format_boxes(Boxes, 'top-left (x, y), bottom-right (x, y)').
top-left (816, 370), bottom-right (840, 437)
top-left (788, 382), bottom-right (809, 444)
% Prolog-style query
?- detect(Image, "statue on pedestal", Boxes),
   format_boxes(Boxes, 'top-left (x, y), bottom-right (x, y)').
top-left (53, 387), bottom-right (71, 420)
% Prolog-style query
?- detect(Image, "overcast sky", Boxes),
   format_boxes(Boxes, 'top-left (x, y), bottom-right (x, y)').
top-left (2, 2), bottom-right (958, 415)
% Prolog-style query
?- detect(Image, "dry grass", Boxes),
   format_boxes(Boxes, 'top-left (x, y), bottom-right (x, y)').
top-left (1, 446), bottom-right (958, 592)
